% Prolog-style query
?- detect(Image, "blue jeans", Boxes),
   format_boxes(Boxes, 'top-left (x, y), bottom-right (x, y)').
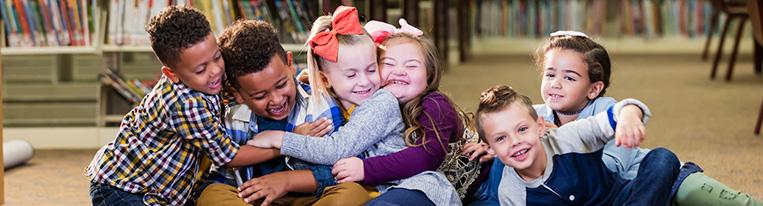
top-left (366, 188), bottom-right (435, 206)
top-left (613, 148), bottom-right (680, 205)
top-left (90, 182), bottom-right (147, 206)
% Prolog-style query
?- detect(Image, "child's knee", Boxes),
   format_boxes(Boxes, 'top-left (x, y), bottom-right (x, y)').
top-left (197, 183), bottom-right (249, 206)
top-left (314, 182), bottom-right (372, 206)
top-left (646, 147), bottom-right (681, 172)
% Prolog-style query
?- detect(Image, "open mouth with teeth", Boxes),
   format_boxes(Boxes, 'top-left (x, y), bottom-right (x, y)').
top-left (267, 100), bottom-right (289, 117)
top-left (511, 148), bottom-right (531, 162)
top-left (208, 77), bottom-right (222, 90)
top-left (386, 79), bottom-right (409, 85)
top-left (546, 93), bottom-right (564, 101)
top-left (353, 88), bottom-right (373, 97)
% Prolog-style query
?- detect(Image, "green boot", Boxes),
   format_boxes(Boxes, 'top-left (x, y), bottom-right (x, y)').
top-left (674, 173), bottom-right (762, 206)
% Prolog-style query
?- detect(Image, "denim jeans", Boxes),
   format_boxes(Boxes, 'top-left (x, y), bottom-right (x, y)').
top-left (365, 188), bottom-right (435, 206)
top-left (613, 148), bottom-right (680, 205)
top-left (90, 181), bottom-right (147, 206)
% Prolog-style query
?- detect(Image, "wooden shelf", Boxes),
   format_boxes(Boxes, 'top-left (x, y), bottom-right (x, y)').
top-left (104, 115), bottom-right (124, 123)
top-left (101, 43), bottom-right (306, 53)
top-left (282, 44), bottom-right (307, 52)
top-left (102, 45), bottom-right (154, 52)
top-left (1, 46), bottom-right (99, 55)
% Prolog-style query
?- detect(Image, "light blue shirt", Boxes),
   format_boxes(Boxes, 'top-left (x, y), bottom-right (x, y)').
top-left (534, 96), bottom-right (650, 180)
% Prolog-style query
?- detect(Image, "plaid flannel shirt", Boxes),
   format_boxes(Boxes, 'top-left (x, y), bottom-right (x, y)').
top-left (86, 76), bottom-right (239, 206)
top-left (208, 82), bottom-right (345, 196)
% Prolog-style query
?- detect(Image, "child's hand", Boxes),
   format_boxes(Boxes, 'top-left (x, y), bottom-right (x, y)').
top-left (247, 131), bottom-right (285, 149)
top-left (615, 105), bottom-right (646, 148)
top-left (293, 118), bottom-right (333, 137)
top-left (461, 142), bottom-right (494, 163)
top-left (332, 157), bottom-right (364, 183)
top-left (237, 172), bottom-right (289, 206)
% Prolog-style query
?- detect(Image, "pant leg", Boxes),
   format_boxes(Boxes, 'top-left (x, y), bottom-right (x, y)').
top-left (306, 182), bottom-right (371, 206)
top-left (365, 188), bottom-right (436, 206)
top-left (196, 183), bottom-right (250, 206)
top-left (89, 182), bottom-right (147, 206)
top-left (614, 148), bottom-right (680, 206)
top-left (674, 172), bottom-right (763, 206)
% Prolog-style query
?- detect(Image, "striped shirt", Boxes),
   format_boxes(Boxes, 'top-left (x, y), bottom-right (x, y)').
top-left (86, 76), bottom-right (239, 206)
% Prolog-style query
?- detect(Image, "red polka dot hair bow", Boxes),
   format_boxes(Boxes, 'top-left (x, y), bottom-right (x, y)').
top-left (364, 18), bottom-right (424, 45)
top-left (309, 6), bottom-right (364, 62)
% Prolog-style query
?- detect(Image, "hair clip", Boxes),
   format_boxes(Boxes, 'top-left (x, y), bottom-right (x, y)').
top-left (550, 30), bottom-right (589, 38)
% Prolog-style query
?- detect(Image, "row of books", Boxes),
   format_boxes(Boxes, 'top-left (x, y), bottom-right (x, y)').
top-left (1, 0), bottom-right (96, 47)
top-left (106, 0), bottom-right (318, 47)
top-left (1, 0), bottom-right (320, 49)
top-left (100, 68), bottom-right (155, 104)
top-left (474, 0), bottom-right (715, 38)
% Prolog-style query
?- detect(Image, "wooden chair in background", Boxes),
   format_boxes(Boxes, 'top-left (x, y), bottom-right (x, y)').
top-left (706, 0), bottom-right (751, 82)
top-left (748, 0), bottom-right (763, 135)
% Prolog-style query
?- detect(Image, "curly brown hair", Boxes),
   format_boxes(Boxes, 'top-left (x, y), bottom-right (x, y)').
top-left (475, 85), bottom-right (538, 142)
top-left (146, 6), bottom-right (211, 68)
top-left (217, 20), bottom-right (288, 89)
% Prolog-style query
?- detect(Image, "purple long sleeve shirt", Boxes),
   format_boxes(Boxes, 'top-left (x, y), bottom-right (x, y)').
top-left (361, 92), bottom-right (462, 186)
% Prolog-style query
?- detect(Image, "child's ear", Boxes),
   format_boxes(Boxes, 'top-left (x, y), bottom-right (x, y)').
top-left (286, 51), bottom-right (296, 75)
top-left (161, 66), bottom-right (180, 83)
top-left (487, 147), bottom-right (496, 156)
top-left (319, 71), bottom-right (331, 88)
top-left (227, 85), bottom-right (245, 104)
top-left (587, 81), bottom-right (605, 99)
top-left (536, 116), bottom-right (547, 132)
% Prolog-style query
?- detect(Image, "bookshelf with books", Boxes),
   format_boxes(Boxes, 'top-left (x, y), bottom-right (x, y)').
top-left (471, 0), bottom-right (734, 54)
top-left (1, 0), bottom-right (102, 55)
top-left (475, 0), bottom-right (715, 38)
top-left (96, 0), bottom-right (323, 126)
top-left (0, 1), bottom-right (324, 127)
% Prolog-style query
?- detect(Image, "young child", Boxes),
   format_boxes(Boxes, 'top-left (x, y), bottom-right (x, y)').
top-left (328, 18), bottom-right (481, 205)
top-left (536, 31), bottom-right (762, 206)
top-left (245, 6), bottom-right (460, 206)
top-left (476, 85), bottom-right (680, 205)
top-left (194, 20), bottom-right (368, 206)
top-left (86, 6), bottom-right (263, 206)
top-left (473, 31), bottom-right (762, 206)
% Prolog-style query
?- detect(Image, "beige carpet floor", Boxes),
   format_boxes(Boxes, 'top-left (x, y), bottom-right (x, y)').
top-left (4, 51), bottom-right (763, 205)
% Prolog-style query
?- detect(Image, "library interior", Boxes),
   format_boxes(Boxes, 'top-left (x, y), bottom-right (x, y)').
top-left (1, 0), bottom-right (763, 205)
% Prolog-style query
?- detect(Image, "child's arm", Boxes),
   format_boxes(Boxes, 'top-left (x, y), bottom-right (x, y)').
top-left (226, 146), bottom-right (280, 167)
top-left (554, 98), bottom-right (651, 154)
top-left (334, 94), bottom-right (460, 185)
top-left (249, 90), bottom-right (404, 165)
top-left (172, 100), bottom-right (239, 167)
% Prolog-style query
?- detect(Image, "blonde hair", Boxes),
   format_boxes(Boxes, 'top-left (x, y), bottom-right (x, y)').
top-left (306, 16), bottom-right (374, 104)
top-left (379, 33), bottom-right (467, 151)
top-left (475, 85), bottom-right (537, 142)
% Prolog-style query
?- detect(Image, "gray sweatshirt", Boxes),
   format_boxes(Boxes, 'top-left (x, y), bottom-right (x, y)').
top-left (499, 99), bottom-right (651, 206)
top-left (280, 89), bottom-right (461, 206)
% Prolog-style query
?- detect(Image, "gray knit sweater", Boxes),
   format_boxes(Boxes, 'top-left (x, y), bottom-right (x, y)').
top-left (280, 89), bottom-right (461, 206)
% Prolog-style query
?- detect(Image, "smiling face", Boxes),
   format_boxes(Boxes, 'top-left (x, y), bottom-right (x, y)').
top-left (231, 55), bottom-right (297, 120)
top-left (481, 102), bottom-right (547, 178)
top-left (380, 38), bottom-right (428, 103)
top-left (321, 42), bottom-right (381, 109)
top-left (162, 34), bottom-right (225, 95)
top-left (540, 48), bottom-right (603, 113)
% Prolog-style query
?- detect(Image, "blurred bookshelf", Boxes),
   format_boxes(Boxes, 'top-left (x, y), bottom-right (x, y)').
top-left (0, 0), bottom-right (325, 127)
top-left (474, 0), bottom-right (717, 39)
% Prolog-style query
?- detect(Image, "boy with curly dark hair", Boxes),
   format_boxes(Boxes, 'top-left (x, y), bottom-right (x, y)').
top-left (195, 19), bottom-right (369, 206)
top-left (86, 6), bottom-right (264, 206)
